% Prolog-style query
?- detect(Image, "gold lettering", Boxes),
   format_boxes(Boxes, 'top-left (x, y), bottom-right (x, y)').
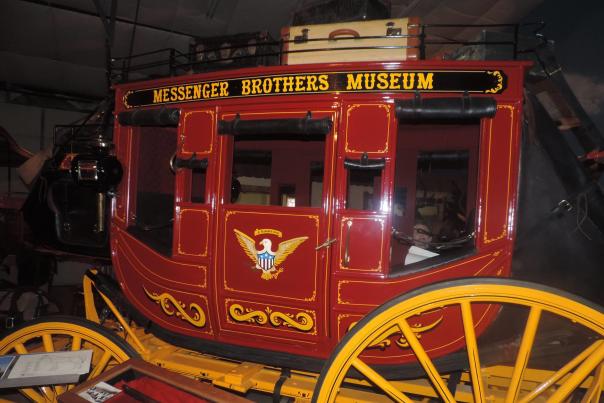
top-left (185, 85), bottom-right (193, 100)
top-left (282, 76), bottom-right (294, 92)
top-left (251, 79), bottom-right (262, 94)
top-left (306, 75), bottom-right (318, 91)
top-left (202, 84), bottom-right (210, 98)
top-left (389, 73), bottom-right (401, 89)
top-left (377, 73), bottom-right (389, 90)
top-left (177, 86), bottom-right (186, 101)
top-left (162, 88), bottom-right (169, 102)
top-left (170, 87), bottom-right (178, 101)
top-left (318, 74), bottom-right (329, 91)
top-left (193, 84), bottom-right (201, 99)
top-left (211, 82), bottom-right (219, 97)
top-left (402, 73), bottom-right (415, 90)
top-left (346, 73), bottom-right (363, 90)
top-left (241, 79), bottom-right (251, 95)
top-left (363, 73), bottom-right (376, 90)
top-left (295, 75), bottom-right (305, 91)
top-left (220, 81), bottom-right (229, 96)
top-left (417, 73), bottom-right (434, 90)
top-left (262, 78), bottom-right (273, 93)
top-left (153, 89), bottom-right (163, 103)
top-left (272, 77), bottom-right (282, 92)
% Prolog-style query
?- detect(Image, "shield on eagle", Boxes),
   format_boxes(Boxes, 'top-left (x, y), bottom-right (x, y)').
top-left (257, 251), bottom-right (275, 271)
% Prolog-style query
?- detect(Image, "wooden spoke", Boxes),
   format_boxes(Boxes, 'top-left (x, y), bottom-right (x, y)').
top-left (505, 306), bottom-right (542, 403)
top-left (40, 386), bottom-right (56, 401)
top-left (519, 339), bottom-right (603, 403)
top-left (88, 350), bottom-right (113, 380)
top-left (71, 335), bottom-right (82, 351)
top-left (460, 301), bottom-right (485, 402)
top-left (42, 333), bottom-right (55, 353)
top-left (581, 361), bottom-right (604, 403)
top-left (397, 319), bottom-right (456, 402)
top-left (13, 342), bottom-right (28, 355)
top-left (19, 387), bottom-right (46, 403)
top-left (548, 342), bottom-right (604, 402)
top-left (351, 357), bottom-right (413, 403)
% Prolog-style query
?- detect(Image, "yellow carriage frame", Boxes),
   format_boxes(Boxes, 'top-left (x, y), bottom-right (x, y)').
top-left (1, 271), bottom-right (603, 402)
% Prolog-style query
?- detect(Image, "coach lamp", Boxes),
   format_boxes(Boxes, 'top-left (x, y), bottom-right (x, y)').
top-left (70, 154), bottom-right (123, 233)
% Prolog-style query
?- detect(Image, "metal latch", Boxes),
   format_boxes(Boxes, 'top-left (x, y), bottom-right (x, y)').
top-left (316, 238), bottom-right (337, 250)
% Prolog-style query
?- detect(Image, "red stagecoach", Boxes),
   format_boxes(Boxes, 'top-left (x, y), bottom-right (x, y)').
top-left (2, 18), bottom-right (604, 402)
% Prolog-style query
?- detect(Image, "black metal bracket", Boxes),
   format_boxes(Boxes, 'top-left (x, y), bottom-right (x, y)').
top-left (344, 152), bottom-right (386, 169)
top-left (171, 152), bottom-right (208, 171)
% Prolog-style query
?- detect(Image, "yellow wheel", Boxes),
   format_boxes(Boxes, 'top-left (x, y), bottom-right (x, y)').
top-left (313, 278), bottom-right (604, 402)
top-left (0, 315), bottom-right (138, 402)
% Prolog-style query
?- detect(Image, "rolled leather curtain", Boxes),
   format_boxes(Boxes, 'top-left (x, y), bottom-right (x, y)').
top-left (218, 116), bottom-right (332, 136)
top-left (395, 96), bottom-right (497, 120)
top-left (118, 107), bottom-right (180, 126)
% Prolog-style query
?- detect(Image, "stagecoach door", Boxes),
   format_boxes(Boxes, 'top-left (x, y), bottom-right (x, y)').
top-left (215, 105), bottom-right (336, 347)
top-left (332, 103), bottom-right (395, 276)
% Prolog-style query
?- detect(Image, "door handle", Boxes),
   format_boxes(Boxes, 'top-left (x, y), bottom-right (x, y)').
top-left (315, 238), bottom-right (336, 250)
top-left (342, 220), bottom-right (352, 267)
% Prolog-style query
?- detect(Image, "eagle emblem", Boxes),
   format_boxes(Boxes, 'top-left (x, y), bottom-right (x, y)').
top-left (233, 229), bottom-right (308, 280)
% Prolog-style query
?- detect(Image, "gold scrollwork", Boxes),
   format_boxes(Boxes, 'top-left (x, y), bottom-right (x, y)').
top-left (229, 304), bottom-right (268, 325)
top-left (123, 91), bottom-right (133, 109)
top-left (269, 311), bottom-right (314, 332)
top-left (229, 304), bottom-right (314, 332)
top-left (143, 286), bottom-right (206, 328)
top-left (348, 315), bottom-right (443, 350)
top-left (485, 70), bottom-right (504, 94)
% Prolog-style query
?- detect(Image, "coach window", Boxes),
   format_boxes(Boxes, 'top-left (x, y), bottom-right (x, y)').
top-left (391, 121), bottom-right (480, 270)
top-left (345, 166), bottom-right (382, 211)
top-left (129, 126), bottom-right (177, 256)
top-left (179, 164), bottom-right (206, 204)
top-left (229, 137), bottom-right (325, 208)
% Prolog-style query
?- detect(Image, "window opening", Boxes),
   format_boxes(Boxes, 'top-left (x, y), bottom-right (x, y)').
top-left (346, 167), bottom-right (382, 211)
top-left (129, 126), bottom-right (176, 255)
top-left (391, 122), bottom-right (479, 268)
top-left (191, 169), bottom-right (206, 203)
top-left (230, 135), bottom-right (325, 208)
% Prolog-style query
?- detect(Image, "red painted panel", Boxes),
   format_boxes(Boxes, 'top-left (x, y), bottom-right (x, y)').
top-left (181, 109), bottom-right (215, 155)
top-left (338, 215), bottom-right (386, 272)
top-left (115, 252), bottom-right (214, 337)
top-left (175, 207), bottom-right (210, 257)
top-left (480, 105), bottom-right (516, 246)
top-left (344, 103), bottom-right (392, 155)
top-left (114, 126), bottom-right (131, 225)
top-left (336, 249), bottom-right (510, 307)
top-left (221, 209), bottom-right (320, 302)
top-left (114, 228), bottom-right (207, 290)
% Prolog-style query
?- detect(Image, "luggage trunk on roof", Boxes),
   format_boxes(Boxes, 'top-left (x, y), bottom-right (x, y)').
top-left (281, 17), bottom-right (420, 65)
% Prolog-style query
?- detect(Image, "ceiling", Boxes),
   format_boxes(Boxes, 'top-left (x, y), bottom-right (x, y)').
top-left (0, 0), bottom-right (544, 107)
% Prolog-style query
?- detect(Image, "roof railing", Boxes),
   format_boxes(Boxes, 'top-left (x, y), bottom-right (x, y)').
top-left (110, 21), bottom-right (545, 84)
